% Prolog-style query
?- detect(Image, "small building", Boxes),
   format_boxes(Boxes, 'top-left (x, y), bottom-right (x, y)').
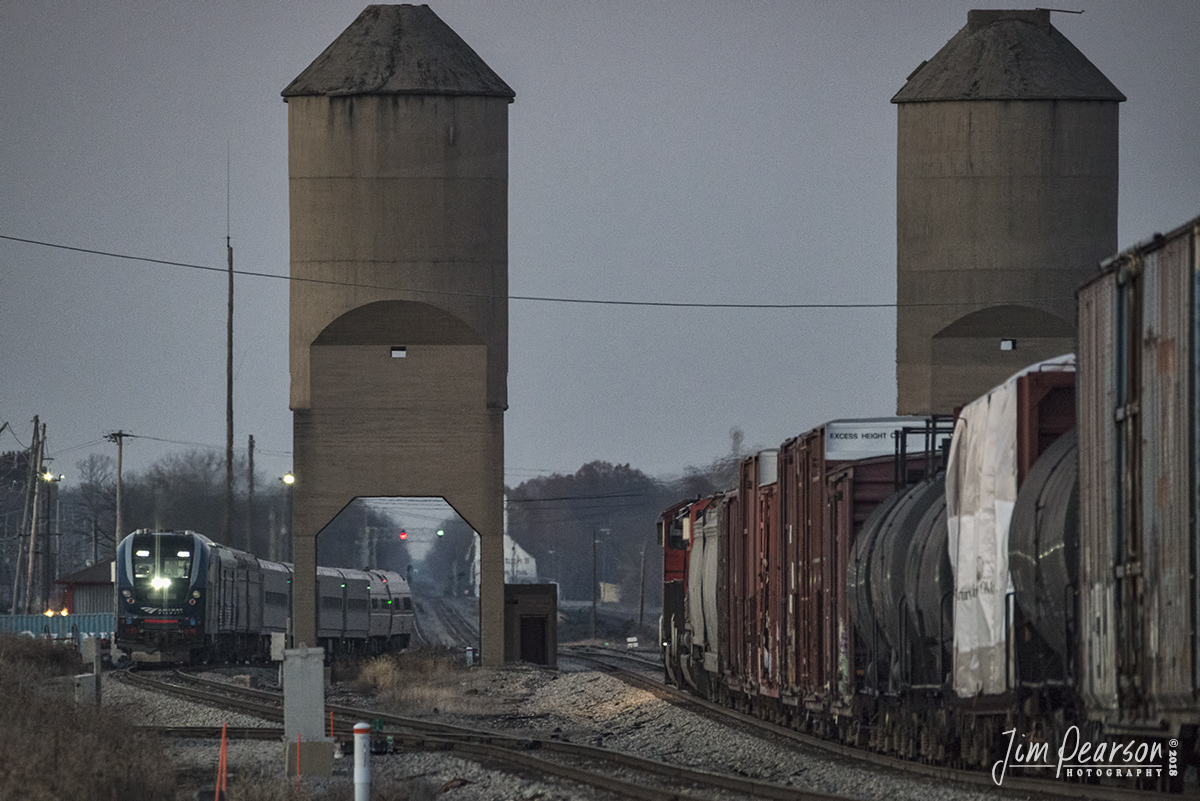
top-left (55, 561), bottom-right (114, 615)
top-left (504, 584), bottom-right (557, 667)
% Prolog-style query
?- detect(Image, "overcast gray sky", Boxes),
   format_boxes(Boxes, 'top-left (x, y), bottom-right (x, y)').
top-left (1, 1), bottom-right (1198, 488)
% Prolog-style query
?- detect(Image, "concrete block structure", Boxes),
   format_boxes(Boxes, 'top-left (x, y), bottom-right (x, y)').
top-left (283, 646), bottom-right (328, 744)
top-left (894, 9), bottom-right (1124, 414)
top-left (282, 5), bottom-right (514, 665)
top-left (503, 584), bottom-right (557, 667)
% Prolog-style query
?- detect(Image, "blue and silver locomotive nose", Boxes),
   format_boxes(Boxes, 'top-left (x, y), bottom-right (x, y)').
top-left (114, 530), bottom-right (210, 662)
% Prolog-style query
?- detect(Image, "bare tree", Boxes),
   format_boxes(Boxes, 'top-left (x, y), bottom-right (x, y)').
top-left (72, 453), bottom-right (117, 565)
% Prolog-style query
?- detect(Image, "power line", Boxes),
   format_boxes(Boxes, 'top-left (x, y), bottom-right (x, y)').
top-left (506, 490), bottom-right (653, 503)
top-left (48, 437), bottom-right (108, 458)
top-left (1, 421), bottom-right (30, 450)
top-left (0, 232), bottom-right (1073, 310)
top-left (47, 430), bottom-right (292, 459)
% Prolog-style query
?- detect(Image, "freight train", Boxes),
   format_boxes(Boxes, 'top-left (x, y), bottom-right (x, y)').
top-left (661, 217), bottom-right (1200, 792)
top-left (114, 529), bottom-right (414, 664)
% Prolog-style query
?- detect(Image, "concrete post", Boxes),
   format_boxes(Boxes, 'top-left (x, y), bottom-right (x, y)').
top-left (354, 722), bottom-right (370, 801)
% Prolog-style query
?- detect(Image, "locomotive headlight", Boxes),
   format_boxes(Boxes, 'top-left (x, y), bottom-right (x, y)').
top-left (192, 590), bottom-right (200, 598)
top-left (122, 590), bottom-right (131, 598)
top-left (151, 576), bottom-right (171, 590)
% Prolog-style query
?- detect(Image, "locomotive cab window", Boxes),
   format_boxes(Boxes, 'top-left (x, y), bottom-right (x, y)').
top-left (666, 517), bottom-right (686, 550)
top-left (129, 533), bottom-right (194, 604)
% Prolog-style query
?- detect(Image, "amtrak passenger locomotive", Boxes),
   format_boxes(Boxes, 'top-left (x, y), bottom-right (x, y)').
top-left (115, 530), bottom-right (413, 663)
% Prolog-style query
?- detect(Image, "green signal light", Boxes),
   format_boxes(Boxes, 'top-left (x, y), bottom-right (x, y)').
top-left (437, 529), bottom-right (445, 537)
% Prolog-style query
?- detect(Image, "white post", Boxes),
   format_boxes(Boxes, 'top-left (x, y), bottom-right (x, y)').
top-left (354, 721), bottom-right (371, 801)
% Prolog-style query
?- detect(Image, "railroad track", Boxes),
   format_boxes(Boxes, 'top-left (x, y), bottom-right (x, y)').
top-left (121, 669), bottom-right (850, 800)
top-left (432, 598), bottom-right (479, 648)
top-left (569, 651), bottom-right (1175, 801)
top-left (412, 597), bottom-right (479, 649)
top-left (566, 642), bottom-right (663, 671)
top-left (152, 725), bottom-right (284, 740)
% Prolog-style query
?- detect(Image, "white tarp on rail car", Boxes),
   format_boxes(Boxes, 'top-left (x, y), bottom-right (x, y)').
top-left (947, 354), bottom-right (1074, 697)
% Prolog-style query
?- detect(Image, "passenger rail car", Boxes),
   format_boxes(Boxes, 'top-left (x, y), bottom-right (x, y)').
top-left (115, 530), bottom-right (413, 663)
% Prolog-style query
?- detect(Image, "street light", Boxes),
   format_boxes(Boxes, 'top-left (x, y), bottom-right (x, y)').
top-left (278, 472), bottom-right (295, 563)
top-left (41, 470), bottom-right (64, 614)
top-left (592, 527), bottom-right (609, 641)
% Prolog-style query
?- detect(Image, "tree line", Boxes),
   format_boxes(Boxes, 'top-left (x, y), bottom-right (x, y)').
top-left (0, 447), bottom-right (291, 614)
top-left (500, 428), bottom-right (747, 608)
top-left (0, 426), bottom-right (749, 615)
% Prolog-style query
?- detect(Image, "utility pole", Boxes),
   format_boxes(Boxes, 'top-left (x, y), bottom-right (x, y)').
top-left (22, 423), bottom-right (45, 614)
top-left (592, 527), bottom-right (609, 641)
top-left (224, 228), bottom-right (234, 546)
top-left (106, 431), bottom-right (130, 545)
top-left (11, 417), bottom-right (37, 614)
top-left (638, 541), bottom-right (647, 629)
top-left (245, 434), bottom-right (255, 553)
top-left (591, 529), bottom-right (598, 640)
top-left (41, 466), bottom-right (61, 613)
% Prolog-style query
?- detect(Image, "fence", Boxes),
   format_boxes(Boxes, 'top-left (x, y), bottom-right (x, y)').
top-left (0, 613), bottom-right (114, 639)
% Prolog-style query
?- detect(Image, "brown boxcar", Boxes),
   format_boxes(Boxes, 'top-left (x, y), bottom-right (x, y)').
top-left (725, 420), bottom-right (951, 722)
top-left (777, 424), bottom-right (940, 712)
top-left (724, 450), bottom-right (780, 702)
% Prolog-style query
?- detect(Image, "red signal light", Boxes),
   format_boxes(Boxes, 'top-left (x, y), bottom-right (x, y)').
top-left (399, 531), bottom-right (408, 541)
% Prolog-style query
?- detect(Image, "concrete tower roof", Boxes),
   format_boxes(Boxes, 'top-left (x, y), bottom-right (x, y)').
top-left (282, 4), bottom-right (514, 100)
top-left (892, 9), bottom-right (1125, 103)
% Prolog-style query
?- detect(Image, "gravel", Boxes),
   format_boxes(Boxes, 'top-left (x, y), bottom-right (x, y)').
top-left (103, 655), bottom-right (1042, 801)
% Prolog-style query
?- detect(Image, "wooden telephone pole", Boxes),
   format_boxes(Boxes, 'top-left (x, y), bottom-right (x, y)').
top-left (22, 422), bottom-right (45, 614)
top-left (224, 232), bottom-right (234, 545)
top-left (10, 417), bottom-right (37, 614)
top-left (106, 430), bottom-right (130, 546)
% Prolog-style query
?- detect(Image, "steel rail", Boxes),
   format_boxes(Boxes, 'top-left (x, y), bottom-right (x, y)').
top-left (119, 670), bottom-right (284, 720)
top-left (432, 599), bottom-right (479, 648)
top-left (132, 669), bottom-right (848, 800)
top-left (325, 702), bottom-right (840, 801)
top-left (575, 652), bottom-right (1176, 801)
top-left (145, 726), bottom-right (284, 740)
